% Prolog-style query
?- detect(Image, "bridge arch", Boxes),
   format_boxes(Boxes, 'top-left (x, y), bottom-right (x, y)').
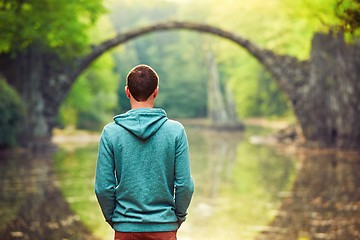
top-left (76, 21), bottom-right (306, 102)
top-left (73, 21), bottom-right (359, 148)
top-left (73, 21), bottom-right (306, 138)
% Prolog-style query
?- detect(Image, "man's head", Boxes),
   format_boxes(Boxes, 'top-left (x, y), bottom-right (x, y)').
top-left (126, 64), bottom-right (159, 102)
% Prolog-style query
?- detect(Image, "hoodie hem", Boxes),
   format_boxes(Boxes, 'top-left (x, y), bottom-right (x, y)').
top-left (113, 222), bottom-right (179, 232)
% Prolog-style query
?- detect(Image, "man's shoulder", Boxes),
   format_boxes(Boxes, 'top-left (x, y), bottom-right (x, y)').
top-left (164, 119), bottom-right (185, 129)
top-left (161, 119), bottom-right (187, 138)
top-left (103, 121), bottom-right (117, 130)
top-left (102, 121), bottom-right (123, 135)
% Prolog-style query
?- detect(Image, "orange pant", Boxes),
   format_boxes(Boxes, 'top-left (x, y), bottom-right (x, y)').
top-left (115, 231), bottom-right (177, 240)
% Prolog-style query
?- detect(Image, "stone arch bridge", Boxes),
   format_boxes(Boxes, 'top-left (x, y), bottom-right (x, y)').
top-left (2, 21), bottom-right (359, 148)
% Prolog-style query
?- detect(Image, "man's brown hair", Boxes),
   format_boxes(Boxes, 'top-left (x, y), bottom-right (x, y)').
top-left (126, 64), bottom-right (159, 102)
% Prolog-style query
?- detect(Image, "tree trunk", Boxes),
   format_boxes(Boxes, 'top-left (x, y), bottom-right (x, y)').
top-left (207, 52), bottom-right (229, 125)
top-left (207, 52), bottom-right (242, 129)
top-left (0, 45), bottom-right (74, 148)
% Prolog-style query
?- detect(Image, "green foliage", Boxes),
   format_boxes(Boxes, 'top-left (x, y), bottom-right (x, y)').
top-left (335, 0), bottom-right (360, 33)
top-left (3, 0), bottom-right (354, 132)
top-left (0, 0), bottom-right (105, 57)
top-left (227, 64), bottom-right (290, 118)
top-left (58, 51), bottom-right (118, 130)
top-left (109, 1), bottom-right (208, 118)
top-left (0, 78), bottom-right (25, 147)
top-left (32, 0), bottom-right (360, 126)
top-left (58, 16), bottom-right (118, 130)
top-left (110, 0), bottom-right (346, 119)
top-left (190, 0), bottom-right (349, 118)
top-left (155, 32), bottom-right (208, 118)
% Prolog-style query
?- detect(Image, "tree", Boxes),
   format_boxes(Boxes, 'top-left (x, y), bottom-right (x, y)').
top-left (0, 0), bottom-right (105, 147)
top-left (108, 0), bottom-right (208, 118)
top-left (58, 16), bottom-right (118, 130)
top-left (194, 0), bottom-right (338, 118)
top-left (0, 0), bottom-right (105, 56)
top-left (335, 0), bottom-right (360, 33)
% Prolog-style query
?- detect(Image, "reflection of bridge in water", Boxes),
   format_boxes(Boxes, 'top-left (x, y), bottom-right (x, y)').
top-left (0, 150), bottom-right (99, 240)
top-left (256, 149), bottom-right (360, 240)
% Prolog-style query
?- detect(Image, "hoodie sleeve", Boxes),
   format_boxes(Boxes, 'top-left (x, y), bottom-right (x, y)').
top-left (95, 128), bottom-right (117, 226)
top-left (174, 128), bottom-right (194, 224)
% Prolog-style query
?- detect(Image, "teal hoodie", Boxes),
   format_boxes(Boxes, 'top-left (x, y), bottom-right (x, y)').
top-left (95, 108), bottom-right (194, 232)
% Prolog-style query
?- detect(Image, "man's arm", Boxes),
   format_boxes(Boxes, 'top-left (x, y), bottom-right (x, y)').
top-left (174, 128), bottom-right (194, 224)
top-left (95, 128), bottom-right (117, 227)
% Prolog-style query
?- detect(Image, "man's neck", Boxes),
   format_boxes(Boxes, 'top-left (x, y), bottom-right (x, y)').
top-left (130, 99), bottom-right (154, 109)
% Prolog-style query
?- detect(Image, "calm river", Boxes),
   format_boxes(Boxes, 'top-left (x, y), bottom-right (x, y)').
top-left (1, 124), bottom-right (359, 240)
top-left (53, 125), bottom-right (297, 240)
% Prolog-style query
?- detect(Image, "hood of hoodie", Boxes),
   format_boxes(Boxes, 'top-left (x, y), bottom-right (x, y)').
top-left (114, 108), bottom-right (168, 140)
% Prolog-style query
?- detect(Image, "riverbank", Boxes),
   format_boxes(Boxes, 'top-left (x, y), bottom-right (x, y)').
top-left (51, 127), bottom-right (100, 150)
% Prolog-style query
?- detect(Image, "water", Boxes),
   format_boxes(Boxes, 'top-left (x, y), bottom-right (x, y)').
top-left (1, 125), bottom-right (359, 239)
top-left (178, 127), bottom-right (297, 240)
top-left (256, 149), bottom-right (360, 240)
top-left (53, 125), bottom-right (297, 240)
top-left (0, 149), bottom-right (98, 240)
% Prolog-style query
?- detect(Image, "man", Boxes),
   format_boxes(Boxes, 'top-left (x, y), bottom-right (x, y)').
top-left (95, 64), bottom-right (194, 240)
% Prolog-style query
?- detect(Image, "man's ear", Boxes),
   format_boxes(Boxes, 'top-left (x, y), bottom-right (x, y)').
top-left (153, 87), bottom-right (159, 99)
top-left (125, 86), bottom-right (131, 99)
